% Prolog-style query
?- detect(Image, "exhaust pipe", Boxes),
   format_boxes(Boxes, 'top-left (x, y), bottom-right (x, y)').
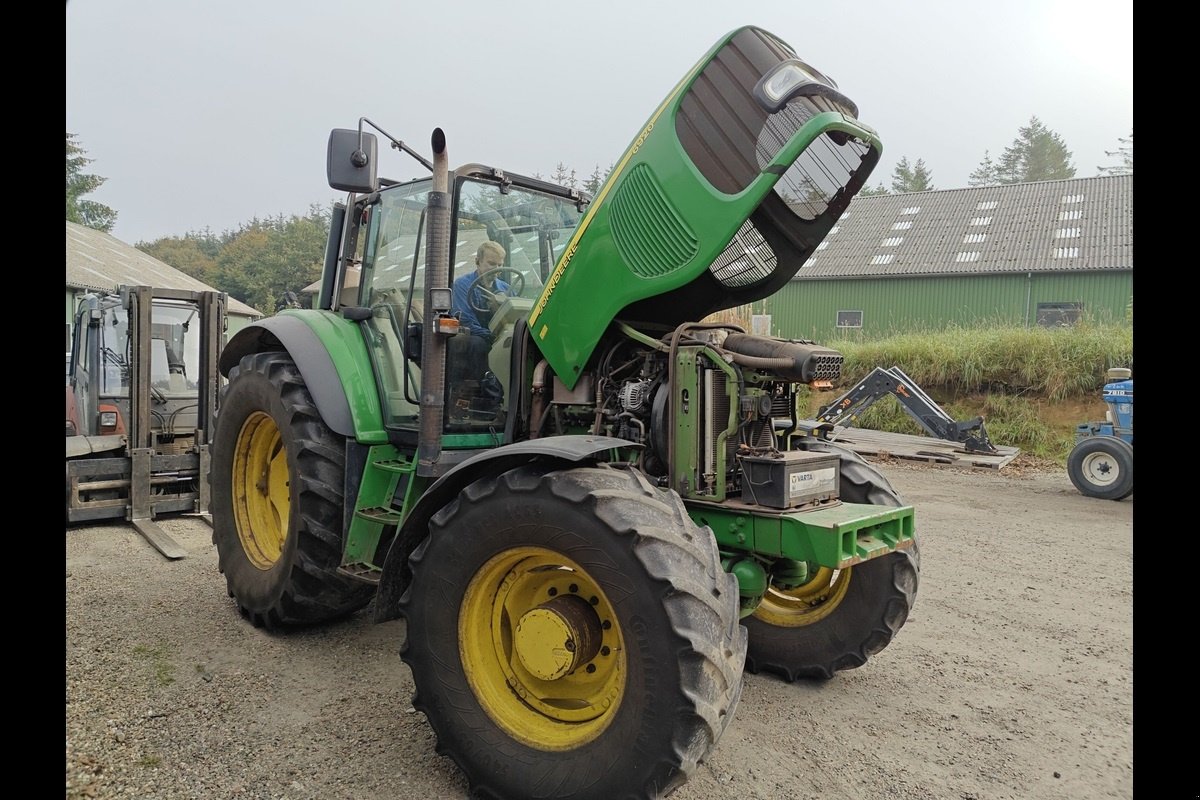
top-left (418, 128), bottom-right (449, 475)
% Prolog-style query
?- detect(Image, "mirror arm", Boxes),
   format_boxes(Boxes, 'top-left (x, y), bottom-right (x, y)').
top-left (358, 117), bottom-right (434, 172)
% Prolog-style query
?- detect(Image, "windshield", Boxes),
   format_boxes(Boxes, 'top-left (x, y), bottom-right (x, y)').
top-left (358, 176), bottom-right (583, 304)
top-left (452, 178), bottom-right (583, 291)
top-left (98, 301), bottom-right (202, 397)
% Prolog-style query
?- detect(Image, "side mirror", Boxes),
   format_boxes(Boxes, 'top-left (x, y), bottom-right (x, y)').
top-left (327, 129), bottom-right (378, 193)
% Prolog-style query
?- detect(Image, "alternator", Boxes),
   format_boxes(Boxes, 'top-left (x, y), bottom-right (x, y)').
top-left (619, 380), bottom-right (655, 415)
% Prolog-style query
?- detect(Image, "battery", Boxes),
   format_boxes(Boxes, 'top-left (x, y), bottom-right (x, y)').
top-left (738, 450), bottom-right (840, 509)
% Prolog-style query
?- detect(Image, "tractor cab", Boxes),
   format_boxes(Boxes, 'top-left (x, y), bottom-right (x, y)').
top-left (324, 163), bottom-right (587, 440)
top-left (66, 290), bottom-right (206, 442)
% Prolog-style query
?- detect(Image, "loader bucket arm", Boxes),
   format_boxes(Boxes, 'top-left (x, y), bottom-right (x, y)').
top-left (527, 25), bottom-right (882, 389)
top-left (817, 366), bottom-right (999, 454)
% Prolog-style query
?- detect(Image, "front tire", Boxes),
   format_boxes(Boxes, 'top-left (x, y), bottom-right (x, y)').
top-left (743, 441), bottom-right (920, 681)
top-left (209, 351), bottom-right (374, 628)
top-left (1067, 435), bottom-right (1133, 500)
top-left (399, 463), bottom-right (747, 800)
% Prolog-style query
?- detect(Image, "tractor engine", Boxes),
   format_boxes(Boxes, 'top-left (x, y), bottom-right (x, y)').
top-left (565, 325), bottom-right (843, 506)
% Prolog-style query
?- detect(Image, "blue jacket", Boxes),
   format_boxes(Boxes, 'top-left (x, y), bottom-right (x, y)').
top-left (452, 270), bottom-right (510, 339)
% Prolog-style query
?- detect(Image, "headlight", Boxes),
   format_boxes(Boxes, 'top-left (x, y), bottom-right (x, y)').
top-left (429, 287), bottom-right (453, 313)
top-left (753, 59), bottom-right (853, 114)
top-left (99, 411), bottom-right (118, 428)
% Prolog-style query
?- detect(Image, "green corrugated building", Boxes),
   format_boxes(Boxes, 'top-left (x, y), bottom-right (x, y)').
top-left (753, 174), bottom-right (1131, 341)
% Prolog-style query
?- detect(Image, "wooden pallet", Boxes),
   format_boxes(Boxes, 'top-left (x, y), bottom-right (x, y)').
top-left (824, 426), bottom-right (1021, 470)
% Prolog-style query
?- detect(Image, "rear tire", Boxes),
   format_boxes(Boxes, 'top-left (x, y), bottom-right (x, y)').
top-left (209, 351), bottom-right (374, 628)
top-left (743, 441), bottom-right (920, 681)
top-left (1067, 435), bottom-right (1133, 500)
top-left (399, 463), bottom-right (747, 800)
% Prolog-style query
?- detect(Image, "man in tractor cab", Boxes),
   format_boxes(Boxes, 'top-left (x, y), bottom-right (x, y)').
top-left (452, 241), bottom-right (509, 341)
top-left (448, 241), bottom-right (509, 418)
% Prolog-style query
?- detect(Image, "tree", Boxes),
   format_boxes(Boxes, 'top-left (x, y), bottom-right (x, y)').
top-left (141, 206), bottom-right (333, 315)
top-left (543, 161), bottom-right (612, 193)
top-left (1097, 131), bottom-right (1133, 176)
top-left (212, 227), bottom-right (274, 312)
top-left (550, 162), bottom-right (578, 189)
top-left (138, 234), bottom-right (219, 283)
top-left (209, 208), bottom-right (332, 314)
top-left (890, 157), bottom-right (935, 193)
top-left (66, 132), bottom-right (118, 232)
top-left (995, 116), bottom-right (1076, 184)
top-left (583, 164), bottom-right (605, 195)
top-left (968, 150), bottom-right (999, 187)
top-left (858, 182), bottom-right (890, 196)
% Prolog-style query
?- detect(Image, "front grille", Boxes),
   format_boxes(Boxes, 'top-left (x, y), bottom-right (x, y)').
top-left (709, 220), bottom-right (777, 288)
top-left (609, 163), bottom-right (699, 278)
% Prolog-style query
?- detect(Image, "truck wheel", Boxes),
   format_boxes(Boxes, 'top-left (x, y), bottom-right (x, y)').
top-left (399, 463), bottom-right (747, 800)
top-left (743, 441), bottom-right (920, 681)
top-left (209, 351), bottom-right (374, 628)
top-left (1067, 435), bottom-right (1133, 501)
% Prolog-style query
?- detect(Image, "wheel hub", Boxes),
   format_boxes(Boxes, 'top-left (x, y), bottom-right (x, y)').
top-left (753, 566), bottom-right (852, 627)
top-left (232, 411), bottom-right (290, 569)
top-left (459, 547), bottom-right (626, 748)
top-left (514, 595), bottom-right (601, 680)
top-left (1083, 452), bottom-right (1117, 485)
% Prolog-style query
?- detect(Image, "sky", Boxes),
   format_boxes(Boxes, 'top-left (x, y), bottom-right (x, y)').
top-left (66, 0), bottom-right (1133, 247)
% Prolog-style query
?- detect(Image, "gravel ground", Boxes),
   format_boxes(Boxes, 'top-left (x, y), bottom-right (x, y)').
top-left (66, 457), bottom-right (1132, 799)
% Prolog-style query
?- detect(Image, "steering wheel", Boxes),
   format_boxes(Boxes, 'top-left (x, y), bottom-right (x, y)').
top-left (467, 268), bottom-right (526, 314)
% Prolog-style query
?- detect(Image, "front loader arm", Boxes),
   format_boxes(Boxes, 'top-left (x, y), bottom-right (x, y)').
top-left (817, 366), bottom-right (997, 454)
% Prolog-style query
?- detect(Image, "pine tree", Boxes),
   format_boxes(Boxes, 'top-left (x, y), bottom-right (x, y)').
top-left (66, 132), bottom-right (118, 232)
top-left (859, 182), bottom-right (890, 196)
top-left (890, 157), bottom-right (935, 193)
top-left (584, 164), bottom-right (605, 195)
top-left (995, 117), bottom-right (1076, 184)
top-left (551, 162), bottom-right (572, 187)
top-left (968, 150), bottom-right (999, 186)
top-left (1097, 131), bottom-right (1133, 176)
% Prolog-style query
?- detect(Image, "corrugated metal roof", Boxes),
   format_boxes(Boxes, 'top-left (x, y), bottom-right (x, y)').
top-left (65, 221), bottom-right (262, 318)
top-left (793, 174), bottom-right (1132, 279)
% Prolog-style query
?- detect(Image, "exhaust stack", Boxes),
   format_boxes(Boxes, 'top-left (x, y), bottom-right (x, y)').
top-left (418, 128), bottom-right (450, 475)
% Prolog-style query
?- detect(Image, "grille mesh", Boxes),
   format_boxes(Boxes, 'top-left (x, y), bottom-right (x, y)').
top-left (708, 219), bottom-right (777, 288)
top-left (609, 163), bottom-right (699, 278)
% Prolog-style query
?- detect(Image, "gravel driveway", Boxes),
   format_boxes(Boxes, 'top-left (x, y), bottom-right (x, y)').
top-left (66, 458), bottom-right (1132, 799)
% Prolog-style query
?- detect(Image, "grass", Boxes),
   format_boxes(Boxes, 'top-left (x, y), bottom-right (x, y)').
top-left (797, 320), bottom-right (1132, 465)
top-left (132, 643), bottom-right (176, 687)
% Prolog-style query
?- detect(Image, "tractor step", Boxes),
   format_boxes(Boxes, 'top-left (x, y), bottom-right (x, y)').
top-left (338, 562), bottom-right (382, 584)
top-left (354, 506), bottom-right (404, 526)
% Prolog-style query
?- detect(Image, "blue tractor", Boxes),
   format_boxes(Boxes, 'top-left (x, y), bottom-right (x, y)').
top-left (1067, 367), bottom-right (1133, 500)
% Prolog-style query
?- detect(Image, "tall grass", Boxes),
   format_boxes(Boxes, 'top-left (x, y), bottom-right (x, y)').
top-left (833, 320), bottom-right (1131, 401)
top-left (803, 320), bottom-right (1132, 464)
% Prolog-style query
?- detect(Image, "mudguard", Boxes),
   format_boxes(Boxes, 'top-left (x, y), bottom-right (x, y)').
top-left (220, 312), bottom-right (386, 442)
top-left (372, 435), bottom-right (639, 622)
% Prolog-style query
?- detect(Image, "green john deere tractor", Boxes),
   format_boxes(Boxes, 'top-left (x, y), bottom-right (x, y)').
top-left (209, 24), bottom-right (919, 800)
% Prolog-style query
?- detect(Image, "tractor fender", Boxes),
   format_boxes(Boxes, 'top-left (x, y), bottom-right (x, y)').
top-left (220, 314), bottom-right (382, 440)
top-left (372, 435), bottom-right (640, 623)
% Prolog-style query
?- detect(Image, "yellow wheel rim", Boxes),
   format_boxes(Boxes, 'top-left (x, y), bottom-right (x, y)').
top-left (460, 547), bottom-right (625, 751)
top-left (753, 566), bottom-right (852, 627)
top-left (231, 411), bottom-right (290, 570)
